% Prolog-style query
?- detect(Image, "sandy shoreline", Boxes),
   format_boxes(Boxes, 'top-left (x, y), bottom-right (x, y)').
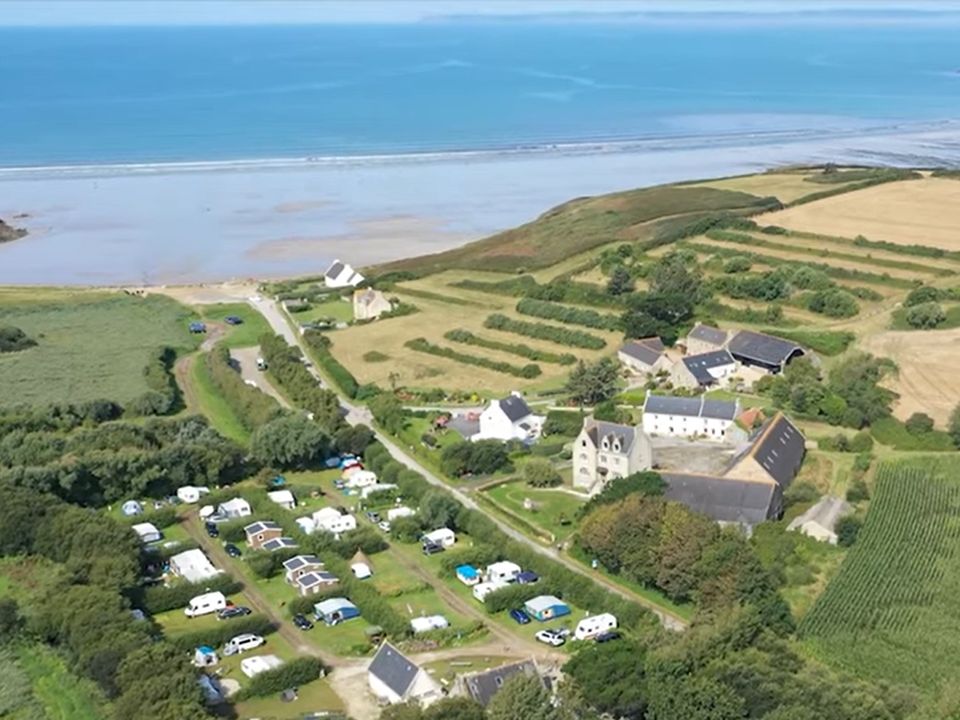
top-left (1, 124), bottom-right (960, 286)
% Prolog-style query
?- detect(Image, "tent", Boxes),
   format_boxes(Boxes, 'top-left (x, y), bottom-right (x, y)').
top-left (121, 500), bottom-right (143, 517)
top-left (314, 597), bottom-right (360, 625)
top-left (131, 522), bottom-right (161, 544)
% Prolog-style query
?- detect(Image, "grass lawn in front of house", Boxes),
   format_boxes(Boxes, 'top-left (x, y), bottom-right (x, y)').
top-left (483, 481), bottom-right (584, 542)
top-left (291, 297), bottom-right (355, 325)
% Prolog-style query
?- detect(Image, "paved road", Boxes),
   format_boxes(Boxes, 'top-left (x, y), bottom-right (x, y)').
top-left (249, 296), bottom-right (688, 632)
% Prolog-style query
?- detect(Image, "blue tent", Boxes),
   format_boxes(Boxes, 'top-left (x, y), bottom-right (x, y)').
top-left (314, 597), bottom-right (360, 625)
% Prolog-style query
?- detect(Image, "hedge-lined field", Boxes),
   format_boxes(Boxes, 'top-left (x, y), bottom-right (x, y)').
top-left (483, 313), bottom-right (607, 349)
top-left (405, 337), bottom-right (541, 378)
top-left (444, 329), bottom-right (576, 365)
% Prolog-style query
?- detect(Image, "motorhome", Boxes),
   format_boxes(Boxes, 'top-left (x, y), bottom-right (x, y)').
top-left (184, 591), bottom-right (227, 618)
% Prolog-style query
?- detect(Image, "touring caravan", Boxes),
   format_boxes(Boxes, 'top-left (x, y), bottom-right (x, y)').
top-left (574, 613), bottom-right (618, 641)
top-left (184, 591), bottom-right (227, 618)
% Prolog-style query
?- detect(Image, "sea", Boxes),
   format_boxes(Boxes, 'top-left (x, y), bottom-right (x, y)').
top-left (1, 19), bottom-right (960, 284)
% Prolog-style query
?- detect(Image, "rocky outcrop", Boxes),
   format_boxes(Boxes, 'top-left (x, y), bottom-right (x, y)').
top-left (0, 218), bottom-right (27, 243)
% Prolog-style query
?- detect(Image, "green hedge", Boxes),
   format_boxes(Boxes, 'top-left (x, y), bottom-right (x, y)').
top-left (760, 328), bottom-right (854, 357)
top-left (483, 581), bottom-right (563, 614)
top-left (258, 334), bottom-right (343, 433)
top-left (302, 330), bottom-right (360, 398)
top-left (542, 409), bottom-right (585, 437)
top-left (167, 614), bottom-right (275, 652)
top-left (515, 298), bottom-right (621, 331)
top-left (204, 345), bottom-right (284, 430)
top-left (236, 657), bottom-right (326, 700)
top-left (405, 338), bottom-right (541, 378)
top-left (483, 314), bottom-right (606, 350)
top-left (140, 575), bottom-right (243, 614)
top-left (127, 346), bottom-right (180, 416)
top-left (869, 417), bottom-right (955, 451)
top-left (444, 329), bottom-right (576, 365)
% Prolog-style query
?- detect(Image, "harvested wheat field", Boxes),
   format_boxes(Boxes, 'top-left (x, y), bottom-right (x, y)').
top-left (695, 172), bottom-right (844, 204)
top-left (762, 178), bottom-right (960, 249)
top-left (860, 327), bottom-right (960, 426)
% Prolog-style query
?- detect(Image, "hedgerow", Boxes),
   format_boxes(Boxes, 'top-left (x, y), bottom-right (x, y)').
top-left (203, 345), bottom-right (284, 430)
top-left (405, 338), bottom-right (541, 378)
top-left (236, 657), bottom-right (327, 700)
top-left (515, 298), bottom-right (621, 331)
top-left (483, 314), bottom-right (606, 349)
top-left (302, 330), bottom-right (360, 398)
top-left (443, 329), bottom-right (576, 365)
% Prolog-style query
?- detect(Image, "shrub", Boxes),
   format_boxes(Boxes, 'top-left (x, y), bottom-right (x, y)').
top-left (302, 330), bottom-right (360, 398)
top-left (904, 286), bottom-right (943, 307)
top-left (363, 350), bottom-right (390, 362)
top-left (523, 458), bottom-right (562, 487)
top-left (723, 256), bottom-right (753, 273)
top-left (167, 614), bottom-right (274, 652)
top-left (483, 314), bottom-right (606, 350)
top-left (846, 479), bottom-right (870, 503)
top-left (203, 345), bottom-right (283, 430)
top-left (905, 412), bottom-right (935, 435)
top-left (807, 289), bottom-right (859, 318)
top-left (848, 431), bottom-right (874, 453)
top-left (405, 338), bottom-right (541, 378)
top-left (140, 576), bottom-right (243, 614)
top-left (444, 329), bottom-right (576, 365)
top-left (515, 298), bottom-right (621, 331)
top-left (904, 302), bottom-right (945, 329)
top-left (542, 410), bottom-right (584, 437)
top-left (835, 516), bottom-right (862, 547)
top-left (236, 657), bottom-right (326, 700)
top-left (0, 326), bottom-right (36, 353)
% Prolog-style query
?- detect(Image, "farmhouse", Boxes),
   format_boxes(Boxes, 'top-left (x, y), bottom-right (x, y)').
top-left (131, 522), bottom-right (161, 544)
top-left (473, 392), bottom-right (544, 443)
top-left (283, 554), bottom-right (324, 584)
top-left (244, 520), bottom-right (282, 550)
top-left (169, 549), bottom-right (220, 583)
top-left (727, 329), bottom-right (804, 374)
top-left (456, 660), bottom-right (543, 707)
top-left (787, 496), bottom-right (852, 544)
top-left (670, 349), bottom-right (737, 389)
top-left (353, 288), bottom-right (393, 320)
top-left (683, 323), bottom-right (729, 356)
top-left (367, 641), bottom-right (442, 707)
top-left (217, 498), bottom-right (251, 519)
top-left (642, 393), bottom-right (741, 442)
top-left (573, 417), bottom-right (653, 493)
top-left (618, 337), bottom-right (671, 375)
top-left (324, 259), bottom-right (365, 288)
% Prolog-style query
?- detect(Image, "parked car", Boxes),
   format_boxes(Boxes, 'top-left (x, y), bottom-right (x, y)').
top-left (222, 633), bottom-right (264, 656)
top-left (293, 614), bottom-right (314, 631)
top-left (224, 315), bottom-right (243, 325)
top-left (422, 541), bottom-right (445, 556)
top-left (378, 520), bottom-right (391, 533)
top-left (224, 543), bottom-right (242, 558)
top-left (217, 606), bottom-right (252, 621)
top-left (365, 511), bottom-right (381, 523)
top-left (535, 629), bottom-right (566, 647)
top-left (509, 609), bottom-right (531, 625)
top-left (595, 630), bottom-right (621, 643)
top-left (204, 522), bottom-right (219, 538)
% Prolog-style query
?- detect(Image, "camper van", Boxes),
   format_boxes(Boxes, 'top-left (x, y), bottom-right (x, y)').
top-left (223, 633), bottom-right (265, 656)
top-left (574, 613), bottom-right (618, 641)
top-left (472, 580), bottom-right (509, 603)
top-left (256, 357), bottom-right (267, 371)
top-left (184, 591), bottom-right (227, 618)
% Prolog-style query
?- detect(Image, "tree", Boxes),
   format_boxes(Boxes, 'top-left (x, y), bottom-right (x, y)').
top-left (250, 414), bottom-right (331, 468)
top-left (523, 458), bottom-right (562, 487)
top-left (424, 697), bottom-right (486, 720)
top-left (0, 598), bottom-right (21, 640)
top-left (905, 301), bottom-right (945, 329)
top-left (905, 412), bottom-right (934, 435)
top-left (488, 674), bottom-right (559, 720)
top-left (807, 289), bottom-right (859, 318)
top-left (646, 675), bottom-right (746, 720)
top-left (607, 266), bottom-right (635, 296)
top-left (563, 640), bottom-right (648, 719)
top-left (566, 358), bottom-right (619, 406)
top-left (622, 291), bottom-right (695, 345)
top-left (441, 440), bottom-right (510, 477)
top-left (593, 399), bottom-right (629, 423)
top-left (419, 490), bottom-right (462, 531)
top-left (649, 250), bottom-right (705, 301)
top-left (655, 503), bottom-right (719, 602)
top-left (836, 516), bottom-right (862, 547)
top-left (904, 285), bottom-right (942, 307)
top-left (335, 424), bottom-right (374, 455)
top-left (0, 326), bottom-right (37, 353)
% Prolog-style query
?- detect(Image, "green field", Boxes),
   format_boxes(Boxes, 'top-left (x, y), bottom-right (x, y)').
top-left (198, 302), bottom-right (272, 348)
top-left (15, 644), bottom-right (108, 720)
top-left (190, 354), bottom-right (250, 444)
top-left (483, 481), bottom-right (584, 542)
top-left (800, 459), bottom-right (960, 695)
top-left (291, 297), bottom-right (354, 324)
top-left (0, 291), bottom-right (198, 407)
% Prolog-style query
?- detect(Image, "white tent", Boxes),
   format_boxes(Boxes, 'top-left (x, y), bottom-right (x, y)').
top-left (240, 654), bottom-right (283, 678)
top-left (267, 490), bottom-right (296, 510)
top-left (121, 500), bottom-right (143, 517)
top-left (169, 549), bottom-right (220, 583)
top-left (219, 498), bottom-right (252, 519)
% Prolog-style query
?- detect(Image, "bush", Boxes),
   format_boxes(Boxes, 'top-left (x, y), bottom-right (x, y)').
top-left (251, 414), bottom-right (333, 469)
top-left (405, 338), bottom-right (541, 379)
top-left (140, 576), bottom-right (243, 614)
top-left (167, 614), bottom-right (274, 652)
top-left (723, 256), bottom-right (753, 273)
top-left (542, 410), bottom-right (584, 437)
top-left (848, 431), bottom-right (874, 453)
top-left (236, 657), bottom-right (326, 700)
top-left (203, 345), bottom-right (283, 430)
top-left (515, 298), bottom-right (621, 331)
top-left (869, 417), bottom-right (955, 451)
top-left (523, 458), bottom-right (562, 487)
top-left (483, 314), bottom-right (606, 350)
top-left (905, 302), bottom-right (945, 329)
top-left (0, 326), bottom-right (36, 353)
top-left (807, 288), bottom-right (859, 318)
top-left (483, 582), bottom-right (562, 614)
top-left (846, 479), bottom-right (870, 503)
top-left (444, 329), bottom-right (576, 365)
top-left (904, 286), bottom-right (943, 307)
top-left (259, 334), bottom-right (343, 433)
top-left (905, 412), bottom-right (935, 435)
top-left (302, 330), bottom-right (360, 398)
top-left (836, 516), bottom-right (862, 547)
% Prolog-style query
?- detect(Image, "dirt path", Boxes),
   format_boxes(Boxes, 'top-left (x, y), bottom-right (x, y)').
top-left (229, 346), bottom-right (291, 408)
top-left (174, 324), bottom-right (226, 413)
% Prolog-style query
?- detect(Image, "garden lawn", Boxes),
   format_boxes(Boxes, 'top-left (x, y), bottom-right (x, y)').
top-left (153, 591), bottom-right (252, 636)
top-left (0, 290), bottom-right (199, 407)
top-left (423, 655), bottom-right (519, 685)
top-left (292, 297), bottom-right (354, 324)
top-left (387, 589), bottom-right (472, 628)
top-left (197, 303), bottom-right (272, 348)
top-left (190, 354), bottom-right (250, 444)
top-left (234, 677), bottom-right (344, 719)
top-left (483, 481), bottom-right (584, 542)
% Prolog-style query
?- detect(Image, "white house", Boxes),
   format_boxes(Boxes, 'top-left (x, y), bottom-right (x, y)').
top-left (642, 393), bottom-right (741, 442)
top-left (267, 490), bottom-right (296, 510)
top-left (324, 259), bottom-right (365, 288)
top-left (218, 498), bottom-right (252, 519)
top-left (177, 486), bottom-right (209, 504)
top-left (131, 522), bottom-right (161, 544)
top-left (484, 561), bottom-right (521, 584)
top-left (423, 528), bottom-right (456, 548)
top-left (312, 507), bottom-right (358, 535)
top-left (240, 655), bottom-right (283, 678)
top-left (353, 288), bottom-right (393, 320)
top-left (473, 393), bottom-right (544, 443)
top-left (169, 548), bottom-right (220, 583)
top-left (572, 417), bottom-right (654, 493)
top-left (618, 337), bottom-right (672, 376)
top-left (368, 642), bottom-right (442, 706)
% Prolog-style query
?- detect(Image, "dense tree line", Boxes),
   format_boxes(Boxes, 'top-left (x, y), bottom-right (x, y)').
top-left (127, 346), bottom-right (182, 416)
top-left (203, 345), bottom-right (283, 429)
top-left (566, 357), bottom-right (620, 406)
top-left (441, 439), bottom-right (512, 477)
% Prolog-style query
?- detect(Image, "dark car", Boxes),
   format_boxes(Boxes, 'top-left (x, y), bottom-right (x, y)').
top-left (205, 522), bottom-right (219, 538)
top-left (516, 571), bottom-right (539, 584)
top-left (509, 608), bottom-right (532, 625)
top-left (217, 606), bottom-right (252, 621)
top-left (224, 315), bottom-right (243, 325)
top-left (422, 541), bottom-right (445, 556)
top-left (224, 543), bottom-right (242, 558)
top-left (293, 614), bottom-right (314, 631)
top-left (365, 511), bottom-right (381, 524)
top-left (595, 630), bottom-right (621, 643)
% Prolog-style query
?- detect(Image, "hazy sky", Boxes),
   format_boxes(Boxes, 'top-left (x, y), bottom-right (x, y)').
top-left (3, 1), bottom-right (960, 26)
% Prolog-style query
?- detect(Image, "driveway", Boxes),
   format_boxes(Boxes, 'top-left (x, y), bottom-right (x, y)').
top-left (229, 346), bottom-right (291, 408)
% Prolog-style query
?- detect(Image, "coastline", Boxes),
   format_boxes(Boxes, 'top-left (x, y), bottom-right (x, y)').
top-left (1, 121), bottom-right (960, 287)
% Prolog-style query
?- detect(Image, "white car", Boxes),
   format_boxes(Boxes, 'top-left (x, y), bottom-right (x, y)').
top-left (378, 520), bottom-right (391, 533)
top-left (535, 629), bottom-right (566, 647)
top-left (223, 633), bottom-right (265, 656)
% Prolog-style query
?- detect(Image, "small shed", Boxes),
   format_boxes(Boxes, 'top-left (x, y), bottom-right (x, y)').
top-left (267, 490), bottom-right (296, 510)
top-left (131, 522), bottom-right (161, 544)
top-left (240, 654), bottom-right (283, 678)
top-left (456, 565), bottom-right (480, 586)
top-left (410, 615), bottom-right (449, 634)
top-left (121, 500), bottom-right (143, 517)
top-left (523, 595), bottom-right (571, 622)
top-left (423, 528), bottom-right (456, 548)
top-left (314, 597), bottom-right (360, 625)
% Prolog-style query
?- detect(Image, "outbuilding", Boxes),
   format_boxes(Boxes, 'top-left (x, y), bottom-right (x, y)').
top-left (131, 522), bottom-right (161, 544)
top-left (295, 571), bottom-right (340, 597)
top-left (314, 597), bottom-right (360, 625)
top-left (523, 595), bottom-right (570, 622)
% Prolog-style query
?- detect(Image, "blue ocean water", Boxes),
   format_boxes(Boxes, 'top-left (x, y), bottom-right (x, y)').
top-left (1, 21), bottom-right (959, 168)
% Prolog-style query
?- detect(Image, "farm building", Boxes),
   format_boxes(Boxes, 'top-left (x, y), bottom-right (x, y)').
top-left (283, 554), bottom-right (325, 584)
top-left (295, 571), bottom-right (340, 596)
top-left (642, 393), bottom-right (742, 442)
top-left (131, 522), bottom-right (161, 544)
top-left (367, 641), bottom-right (442, 706)
top-left (618, 337), bottom-right (671, 375)
top-left (787, 496), bottom-right (852, 544)
top-left (670, 349), bottom-right (737, 389)
top-left (218, 498), bottom-right (251, 519)
top-left (353, 288), bottom-right (393, 320)
top-left (683, 323), bottom-right (729, 355)
top-left (262, 537), bottom-right (298, 553)
top-left (473, 392), bottom-right (544, 443)
top-left (240, 655), bottom-right (283, 678)
top-left (244, 520), bottom-right (282, 550)
top-left (456, 661), bottom-right (543, 707)
top-left (315, 597), bottom-right (360, 625)
top-left (573, 417), bottom-right (653, 493)
top-left (410, 615), bottom-right (449, 634)
top-left (456, 565), bottom-right (480, 586)
top-left (523, 595), bottom-right (570, 621)
top-left (267, 489), bottom-right (296, 510)
top-left (324, 259), bottom-right (365, 288)
top-left (727, 329), bottom-right (804, 374)
top-left (169, 549), bottom-right (220, 583)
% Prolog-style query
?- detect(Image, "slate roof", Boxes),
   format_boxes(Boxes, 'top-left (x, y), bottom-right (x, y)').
top-left (748, 414), bottom-right (806, 488)
top-left (619, 337), bottom-right (665, 367)
top-left (586, 419), bottom-right (638, 453)
top-left (325, 260), bottom-right (345, 279)
top-left (661, 473), bottom-right (780, 525)
top-left (727, 330), bottom-right (803, 368)
top-left (244, 520), bottom-right (281, 535)
top-left (498, 394), bottom-right (534, 422)
top-left (262, 537), bottom-right (298, 552)
top-left (644, 394), bottom-right (737, 420)
top-left (464, 661), bottom-right (539, 707)
top-left (681, 349), bottom-right (736, 386)
top-left (283, 555), bottom-right (322, 572)
top-left (368, 642), bottom-right (421, 699)
top-left (688, 323), bottom-right (728, 346)
top-left (297, 571), bottom-right (338, 588)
